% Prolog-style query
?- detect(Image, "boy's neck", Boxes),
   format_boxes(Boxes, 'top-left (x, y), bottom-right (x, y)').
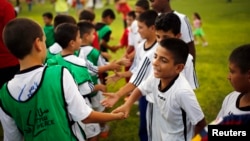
top-left (159, 75), bottom-right (179, 91)
top-left (19, 56), bottom-right (44, 71)
top-left (81, 40), bottom-right (91, 46)
top-left (61, 48), bottom-right (75, 56)
top-left (145, 36), bottom-right (156, 49)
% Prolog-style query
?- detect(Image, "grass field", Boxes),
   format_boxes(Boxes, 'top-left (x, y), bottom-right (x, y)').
top-left (1, 0), bottom-right (250, 140)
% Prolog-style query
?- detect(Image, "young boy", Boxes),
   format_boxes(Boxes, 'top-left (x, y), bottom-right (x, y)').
top-left (95, 8), bottom-right (118, 84)
top-left (216, 44), bottom-right (250, 118)
top-left (192, 44), bottom-right (250, 141)
top-left (113, 38), bottom-right (206, 141)
top-left (155, 12), bottom-right (199, 89)
top-left (101, 10), bottom-right (158, 141)
top-left (96, 8), bottom-right (118, 56)
top-left (0, 18), bottom-right (124, 141)
top-left (42, 12), bottom-right (54, 48)
top-left (77, 21), bottom-right (124, 139)
top-left (46, 14), bottom-right (77, 61)
top-left (47, 23), bottom-right (110, 140)
top-left (78, 9), bottom-right (100, 50)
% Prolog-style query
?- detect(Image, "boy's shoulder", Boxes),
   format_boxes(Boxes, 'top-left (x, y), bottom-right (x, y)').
top-left (96, 22), bottom-right (110, 31)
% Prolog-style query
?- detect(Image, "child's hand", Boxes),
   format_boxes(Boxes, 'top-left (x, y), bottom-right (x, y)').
top-left (109, 61), bottom-right (121, 72)
top-left (94, 84), bottom-right (107, 92)
top-left (101, 52), bottom-right (112, 60)
top-left (112, 104), bottom-right (130, 118)
top-left (117, 57), bottom-right (131, 67)
top-left (105, 72), bottom-right (122, 84)
top-left (101, 92), bottom-right (120, 108)
top-left (113, 111), bottom-right (125, 120)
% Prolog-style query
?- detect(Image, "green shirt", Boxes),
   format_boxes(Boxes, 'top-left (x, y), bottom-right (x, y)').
top-left (43, 25), bottom-right (55, 48)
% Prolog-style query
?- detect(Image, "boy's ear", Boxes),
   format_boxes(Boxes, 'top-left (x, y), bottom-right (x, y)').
top-left (175, 63), bottom-right (185, 73)
top-left (69, 40), bottom-right (75, 47)
top-left (34, 37), bottom-right (43, 52)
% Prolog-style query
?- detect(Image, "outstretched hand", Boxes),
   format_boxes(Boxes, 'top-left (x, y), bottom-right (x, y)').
top-left (105, 71), bottom-right (121, 84)
top-left (101, 92), bottom-right (120, 108)
top-left (112, 104), bottom-right (130, 118)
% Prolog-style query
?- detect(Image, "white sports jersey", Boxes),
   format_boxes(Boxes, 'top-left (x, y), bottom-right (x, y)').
top-left (173, 11), bottom-right (194, 43)
top-left (181, 54), bottom-right (199, 90)
top-left (129, 41), bottom-right (158, 86)
top-left (139, 74), bottom-right (204, 141)
top-left (128, 20), bottom-right (143, 48)
top-left (129, 40), bottom-right (146, 73)
top-left (216, 91), bottom-right (250, 119)
top-left (48, 42), bottom-right (62, 54)
top-left (0, 66), bottom-right (93, 141)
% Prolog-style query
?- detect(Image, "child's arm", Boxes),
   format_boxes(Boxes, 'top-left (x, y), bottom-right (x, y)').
top-left (194, 118), bottom-right (206, 136)
top-left (98, 60), bottom-right (121, 73)
top-left (82, 110), bottom-right (125, 123)
top-left (101, 82), bottom-right (137, 107)
top-left (93, 84), bottom-right (106, 92)
top-left (111, 88), bottom-right (142, 118)
top-left (105, 71), bottom-right (132, 84)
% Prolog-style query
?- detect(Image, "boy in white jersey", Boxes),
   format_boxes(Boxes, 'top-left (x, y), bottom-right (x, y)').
top-left (113, 38), bottom-right (206, 141)
top-left (149, 0), bottom-right (196, 63)
top-left (216, 44), bottom-right (250, 119)
top-left (155, 12), bottom-right (199, 89)
top-left (101, 10), bottom-right (158, 141)
top-left (0, 18), bottom-right (125, 141)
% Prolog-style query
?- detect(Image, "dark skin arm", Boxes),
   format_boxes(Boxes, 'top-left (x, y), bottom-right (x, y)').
top-left (187, 41), bottom-right (196, 65)
top-left (194, 118), bottom-right (206, 136)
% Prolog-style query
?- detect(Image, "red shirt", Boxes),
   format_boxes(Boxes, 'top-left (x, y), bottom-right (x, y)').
top-left (120, 27), bottom-right (129, 48)
top-left (92, 31), bottom-right (100, 50)
top-left (116, 2), bottom-right (131, 20)
top-left (0, 0), bottom-right (19, 68)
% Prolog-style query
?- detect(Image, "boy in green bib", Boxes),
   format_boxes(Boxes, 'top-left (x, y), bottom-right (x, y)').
top-left (0, 18), bottom-right (125, 141)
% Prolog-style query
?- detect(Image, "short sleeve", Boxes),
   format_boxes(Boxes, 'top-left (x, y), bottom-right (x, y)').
top-left (176, 89), bottom-right (204, 125)
top-left (63, 68), bottom-right (92, 121)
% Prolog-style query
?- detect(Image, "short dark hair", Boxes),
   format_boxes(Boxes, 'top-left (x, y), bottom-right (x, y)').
top-left (159, 38), bottom-right (189, 65)
top-left (135, 0), bottom-right (150, 11)
top-left (102, 8), bottom-right (116, 19)
top-left (42, 12), bottom-right (53, 20)
top-left (55, 23), bottom-right (79, 49)
top-left (155, 13), bottom-right (181, 35)
top-left (229, 44), bottom-right (250, 73)
top-left (54, 15), bottom-right (77, 29)
top-left (127, 10), bottom-right (136, 19)
top-left (3, 18), bottom-right (43, 59)
top-left (77, 21), bottom-right (95, 38)
top-left (138, 10), bottom-right (158, 27)
top-left (78, 9), bottom-right (95, 22)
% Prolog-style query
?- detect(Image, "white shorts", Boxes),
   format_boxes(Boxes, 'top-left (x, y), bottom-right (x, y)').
top-left (78, 122), bottom-right (101, 139)
top-left (91, 91), bottom-right (105, 112)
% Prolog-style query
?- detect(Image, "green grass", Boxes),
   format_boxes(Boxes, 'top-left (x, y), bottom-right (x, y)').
top-left (1, 0), bottom-right (250, 140)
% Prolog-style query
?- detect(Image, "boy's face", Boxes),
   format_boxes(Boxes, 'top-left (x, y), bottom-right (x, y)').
top-left (126, 15), bottom-right (134, 27)
top-left (228, 62), bottom-right (250, 93)
top-left (156, 29), bottom-right (180, 42)
top-left (134, 6), bottom-right (145, 19)
top-left (137, 21), bottom-right (154, 39)
top-left (43, 17), bottom-right (52, 25)
top-left (105, 17), bottom-right (114, 25)
top-left (150, 0), bottom-right (168, 13)
top-left (73, 31), bottom-right (82, 50)
top-left (86, 29), bottom-right (95, 44)
top-left (153, 45), bottom-right (183, 79)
